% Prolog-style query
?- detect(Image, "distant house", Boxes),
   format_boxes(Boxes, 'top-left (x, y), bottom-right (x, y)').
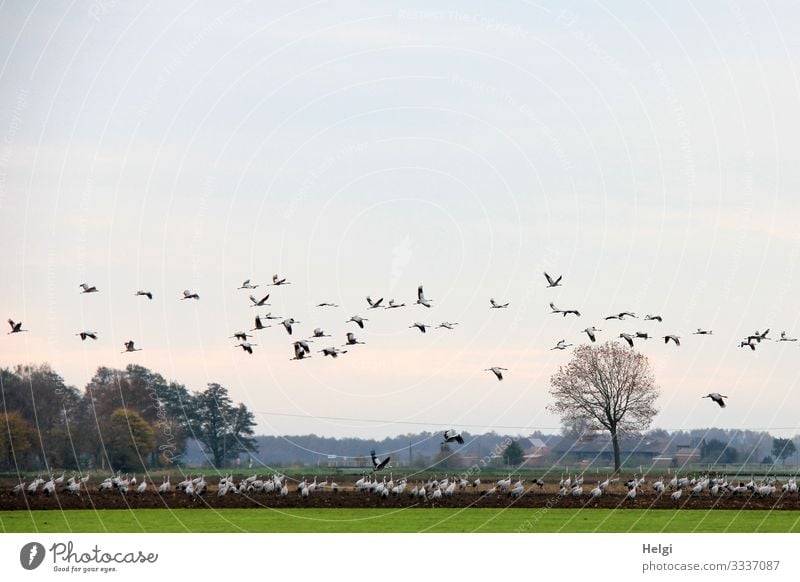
top-left (552, 434), bottom-right (669, 468)
top-left (458, 454), bottom-right (482, 465)
top-left (674, 445), bottom-right (701, 466)
top-left (651, 456), bottom-right (673, 467)
top-left (521, 438), bottom-right (550, 464)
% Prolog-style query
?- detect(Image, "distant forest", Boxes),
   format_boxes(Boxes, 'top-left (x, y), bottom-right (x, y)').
top-left (2, 363), bottom-right (798, 473)
top-left (0, 363), bottom-right (257, 472)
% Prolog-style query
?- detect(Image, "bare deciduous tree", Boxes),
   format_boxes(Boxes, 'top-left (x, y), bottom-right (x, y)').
top-left (548, 342), bottom-right (660, 472)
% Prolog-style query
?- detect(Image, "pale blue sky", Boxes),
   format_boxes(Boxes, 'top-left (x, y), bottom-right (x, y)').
top-left (2, 0), bottom-right (800, 437)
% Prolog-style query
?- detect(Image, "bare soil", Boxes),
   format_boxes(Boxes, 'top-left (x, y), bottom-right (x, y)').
top-left (2, 478), bottom-right (798, 511)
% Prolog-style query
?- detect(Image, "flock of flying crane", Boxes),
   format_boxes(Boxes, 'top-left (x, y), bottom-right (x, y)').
top-left (5, 272), bottom-right (799, 502)
top-left (7, 271), bottom-right (789, 414)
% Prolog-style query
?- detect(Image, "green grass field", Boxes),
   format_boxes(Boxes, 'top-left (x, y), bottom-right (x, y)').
top-left (3, 508), bottom-right (800, 533)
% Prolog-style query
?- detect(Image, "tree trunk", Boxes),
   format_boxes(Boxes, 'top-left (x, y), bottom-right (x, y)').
top-left (611, 429), bottom-right (621, 473)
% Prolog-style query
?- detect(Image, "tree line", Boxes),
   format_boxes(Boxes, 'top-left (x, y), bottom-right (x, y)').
top-left (0, 363), bottom-right (257, 472)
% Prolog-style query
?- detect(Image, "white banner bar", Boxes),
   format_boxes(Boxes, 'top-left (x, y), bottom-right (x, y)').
top-left (0, 534), bottom-right (796, 580)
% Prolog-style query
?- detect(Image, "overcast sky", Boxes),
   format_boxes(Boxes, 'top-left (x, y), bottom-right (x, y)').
top-left (2, 0), bottom-right (800, 439)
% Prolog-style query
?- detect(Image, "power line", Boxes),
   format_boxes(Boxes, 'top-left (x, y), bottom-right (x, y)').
top-left (252, 410), bottom-right (559, 431)
top-left (252, 410), bottom-right (800, 433)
